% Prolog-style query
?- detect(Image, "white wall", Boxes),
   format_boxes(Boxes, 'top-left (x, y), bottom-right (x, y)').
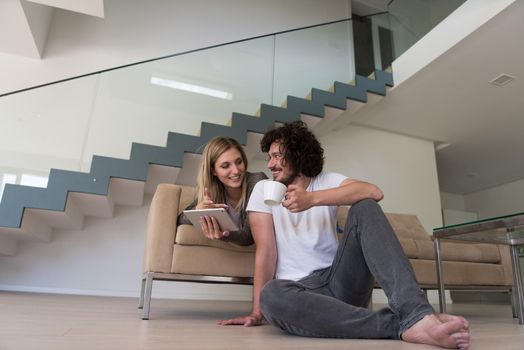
top-left (0, 0), bottom-right (355, 300)
top-left (441, 179), bottom-right (524, 222)
top-left (0, 195), bottom-right (253, 300)
top-left (0, 123), bottom-right (443, 299)
top-left (0, 0), bottom-right (352, 95)
top-left (252, 124), bottom-right (443, 233)
top-left (440, 191), bottom-right (467, 211)
top-left (1, 0), bottom-right (354, 182)
top-left (440, 192), bottom-right (478, 226)
top-left (320, 124), bottom-right (442, 233)
top-left (464, 178), bottom-right (524, 219)
top-left (0, 0), bottom-right (448, 300)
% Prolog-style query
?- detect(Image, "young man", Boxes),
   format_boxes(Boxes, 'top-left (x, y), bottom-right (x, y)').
top-left (219, 121), bottom-right (470, 350)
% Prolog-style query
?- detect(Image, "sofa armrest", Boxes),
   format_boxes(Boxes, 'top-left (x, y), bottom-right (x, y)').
top-left (143, 184), bottom-right (182, 273)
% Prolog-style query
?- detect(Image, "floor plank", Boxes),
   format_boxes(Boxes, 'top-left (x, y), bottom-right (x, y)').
top-left (1, 291), bottom-right (523, 350)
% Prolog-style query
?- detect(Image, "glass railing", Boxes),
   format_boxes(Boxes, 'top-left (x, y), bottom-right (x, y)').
top-left (387, 0), bottom-right (467, 59)
top-left (0, 0), bottom-right (466, 199)
top-left (0, 17), bottom-right (380, 199)
top-left (348, 0), bottom-right (467, 73)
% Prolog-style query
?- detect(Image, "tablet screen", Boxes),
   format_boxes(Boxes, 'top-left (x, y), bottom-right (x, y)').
top-left (182, 208), bottom-right (239, 232)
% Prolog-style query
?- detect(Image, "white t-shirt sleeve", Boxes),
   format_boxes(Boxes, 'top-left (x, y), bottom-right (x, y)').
top-left (246, 180), bottom-right (272, 214)
top-left (313, 172), bottom-right (348, 190)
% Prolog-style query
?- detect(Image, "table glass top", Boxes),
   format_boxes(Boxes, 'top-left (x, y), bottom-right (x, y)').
top-left (433, 212), bottom-right (524, 245)
top-left (434, 211), bottom-right (524, 231)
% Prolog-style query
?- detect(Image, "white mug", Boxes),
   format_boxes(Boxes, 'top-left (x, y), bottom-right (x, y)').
top-left (263, 180), bottom-right (287, 206)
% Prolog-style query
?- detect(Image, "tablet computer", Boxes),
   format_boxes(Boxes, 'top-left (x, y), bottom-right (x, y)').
top-left (182, 208), bottom-right (239, 232)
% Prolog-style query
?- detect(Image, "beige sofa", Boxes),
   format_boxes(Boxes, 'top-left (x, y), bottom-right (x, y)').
top-left (139, 184), bottom-right (513, 319)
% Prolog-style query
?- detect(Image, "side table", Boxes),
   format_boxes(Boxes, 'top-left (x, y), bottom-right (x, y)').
top-left (433, 212), bottom-right (524, 324)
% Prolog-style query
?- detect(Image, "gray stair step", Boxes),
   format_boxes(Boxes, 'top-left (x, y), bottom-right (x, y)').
top-left (0, 71), bottom-right (393, 256)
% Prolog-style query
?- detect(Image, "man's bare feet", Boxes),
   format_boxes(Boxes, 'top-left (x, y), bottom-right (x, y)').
top-left (401, 314), bottom-right (470, 350)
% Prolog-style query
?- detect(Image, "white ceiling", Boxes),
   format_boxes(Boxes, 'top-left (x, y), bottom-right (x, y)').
top-left (0, 0), bottom-right (103, 58)
top-left (1, 0), bottom-right (522, 196)
top-left (354, 0), bottom-right (524, 195)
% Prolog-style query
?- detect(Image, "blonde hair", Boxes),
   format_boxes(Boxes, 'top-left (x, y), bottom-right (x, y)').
top-left (196, 137), bottom-right (248, 210)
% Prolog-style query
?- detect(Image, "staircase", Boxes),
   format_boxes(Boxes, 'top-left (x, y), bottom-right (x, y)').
top-left (0, 70), bottom-right (393, 256)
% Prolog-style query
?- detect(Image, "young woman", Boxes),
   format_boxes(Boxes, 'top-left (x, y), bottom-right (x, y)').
top-left (177, 137), bottom-right (267, 246)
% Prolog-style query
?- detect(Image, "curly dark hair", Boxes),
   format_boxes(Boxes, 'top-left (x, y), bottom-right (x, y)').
top-left (261, 121), bottom-right (324, 177)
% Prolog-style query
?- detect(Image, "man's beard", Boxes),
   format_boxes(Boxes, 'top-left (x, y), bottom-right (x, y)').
top-left (276, 171), bottom-right (298, 186)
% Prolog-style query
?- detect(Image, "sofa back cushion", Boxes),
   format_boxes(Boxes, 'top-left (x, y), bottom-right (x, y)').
top-left (336, 207), bottom-right (431, 241)
top-left (179, 185), bottom-right (197, 214)
top-left (385, 213), bottom-right (432, 241)
top-left (416, 240), bottom-right (501, 263)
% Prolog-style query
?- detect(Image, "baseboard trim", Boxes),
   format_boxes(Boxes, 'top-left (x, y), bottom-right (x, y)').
top-left (372, 289), bottom-right (450, 305)
top-left (0, 282), bottom-right (253, 301)
top-left (0, 285), bottom-right (139, 298)
top-left (0, 284), bottom-right (450, 304)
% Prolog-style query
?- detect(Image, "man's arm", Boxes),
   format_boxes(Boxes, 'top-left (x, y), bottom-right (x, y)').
top-left (284, 178), bottom-right (383, 212)
top-left (218, 211), bottom-right (277, 326)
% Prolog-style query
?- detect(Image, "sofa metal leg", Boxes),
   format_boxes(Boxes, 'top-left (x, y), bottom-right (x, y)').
top-left (138, 273), bottom-right (146, 309)
top-left (142, 272), bottom-right (154, 320)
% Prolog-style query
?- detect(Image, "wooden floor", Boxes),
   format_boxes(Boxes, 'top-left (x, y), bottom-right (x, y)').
top-left (1, 291), bottom-right (524, 350)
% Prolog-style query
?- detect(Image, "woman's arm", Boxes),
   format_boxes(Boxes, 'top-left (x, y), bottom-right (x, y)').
top-left (219, 172), bottom-right (268, 246)
top-left (218, 211), bottom-right (277, 326)
top-left (176, 200), bottom-right (197, 226)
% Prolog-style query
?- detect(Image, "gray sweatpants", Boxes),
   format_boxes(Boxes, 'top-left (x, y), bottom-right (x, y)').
top-left (260, 199), bottom-right (434, 339)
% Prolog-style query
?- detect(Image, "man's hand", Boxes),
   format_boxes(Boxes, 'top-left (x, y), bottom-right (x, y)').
top-left (282, 184), bottom-right (314, 212)
top-left (217, 313), bottom-right (264, 327)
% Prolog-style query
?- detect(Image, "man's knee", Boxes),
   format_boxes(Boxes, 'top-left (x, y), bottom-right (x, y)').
top-left (349, 198), bottom-right (381, 216)
top-left (346, 199), bottom-right (384, 229)
top-left (260, 279), bottom-right (277, 304)
top-left (260, 279), bottom-right (295, 317)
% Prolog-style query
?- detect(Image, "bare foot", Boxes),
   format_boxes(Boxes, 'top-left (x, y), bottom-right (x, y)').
top-left (401, 314), bottom-right (470, 349)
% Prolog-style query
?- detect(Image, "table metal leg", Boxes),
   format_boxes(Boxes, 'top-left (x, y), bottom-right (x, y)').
top-left (434, 237), bottom-right (446, 313)
top-left (511, 287), bottom-right (518, 318)
top-left (509, 245), bottom-right (524, 324)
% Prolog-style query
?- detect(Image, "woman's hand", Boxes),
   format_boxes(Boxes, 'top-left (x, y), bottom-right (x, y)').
top-left (195, 188), bottom-right (228, 210)
top-left (200, 215), bottom-right (230, 240)
top-left (195, 187), bottom-right (230, 240)
top-left (217, 313), bottom-right (264, 327)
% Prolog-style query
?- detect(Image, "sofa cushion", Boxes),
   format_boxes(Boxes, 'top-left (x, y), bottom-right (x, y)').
top-left (337, 207), bottom-right (431, 241)
top-left (385, 213), bottom-right (432, 241)
top-left (415, 240), bottom-right (501, 263)
top-left (410, 259), bottom-right (510, 286)
top-left (171, 245), bottom-right (254, 278)
top-left (178, 185), bottom-right (197, 214)
top-left (175, 224), bottom-right (255, 252)
top-left (336, 206), bottom-right (350, 232)
top-left (399, 238), bottom-right (418, 259)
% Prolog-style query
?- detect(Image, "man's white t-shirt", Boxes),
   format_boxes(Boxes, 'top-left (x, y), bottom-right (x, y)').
top-left (246, 172), bottom-right (347, 281)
